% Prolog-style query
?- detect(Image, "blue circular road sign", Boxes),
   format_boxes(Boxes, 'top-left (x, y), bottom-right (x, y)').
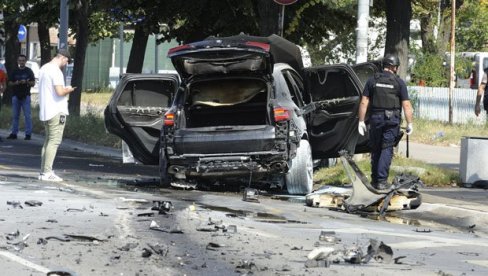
top-left (18, 25), bottom-right (27, 41)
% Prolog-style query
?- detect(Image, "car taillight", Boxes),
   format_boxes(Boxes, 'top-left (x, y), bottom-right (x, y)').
top-left (274, 107), bottom-right (290, 122)
top-left (167, 44), bottom-right (192, 56)
top-left (245, 41), bottom-right (271, 52)
top-left (164, 112), bottom-right (175, 126)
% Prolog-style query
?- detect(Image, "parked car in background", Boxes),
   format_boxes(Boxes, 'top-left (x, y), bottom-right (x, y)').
top-left (105, 35), bottom-right (379, 195)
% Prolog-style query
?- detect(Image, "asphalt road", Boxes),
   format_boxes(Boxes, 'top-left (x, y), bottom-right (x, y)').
top-left (1, 132), bottom-right (488, 275)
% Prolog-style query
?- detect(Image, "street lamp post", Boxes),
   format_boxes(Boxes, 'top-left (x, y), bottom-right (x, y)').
top-left (59, 0), bottom-right (69, 50)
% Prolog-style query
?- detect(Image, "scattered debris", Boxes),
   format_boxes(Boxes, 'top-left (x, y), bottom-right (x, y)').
top-left (137, 212), bottom-right (155, 217)
top-left (6, 230), bottom-right (20, 240)
top-left (45, 235), bottom-right (105, 243)
top-left (171, 181), bottom-right (198, 190)
top-left (6, 201), bottom-right (23, 209)
top-left (206, 242), bottom-right (226, 251)
top-left (242, 188), bottom-right (259, 203)
top-left (99, 212), bottom-right (109, 217)
top-left (141, 248), bottom-right (152, 258)
top-left (319, 231), bottom-right (340, 243)
top-left (364, 239), bottom-right (393, 263)
top-left (119, 197), bottom-right (148, 203)
top-left (225, 225), bottom-right (237, 233)
top-left (152, 200), bottom-right (173, 214)
top-left (235, 260), bottom-right (258, 273)
top-left (24, 200), bottom-right (43, 207)
top-left (37, 238), bottom-right (48, 245)
top-left (394, 256), bottom-right (407, 264)
top-left (66, 208), bottom-right (86, 212)
top-left (118, 243), bottom-right (139, 252)
top-left (415, 228), bottom-right (432, 233)
top-left (46, 219), bottom-right (58, 223)
top-left (46, 269), bottom-right (77, 276)
top-left (149, 220), bottom-right (183, 234)
top-left (304, 239), bottom-right (394, 268)
top-left (147, 243), bottom-right (169, 256)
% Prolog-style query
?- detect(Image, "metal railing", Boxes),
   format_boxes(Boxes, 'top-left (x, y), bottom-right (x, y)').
top-left (409, 86), bottom-right (487, 124)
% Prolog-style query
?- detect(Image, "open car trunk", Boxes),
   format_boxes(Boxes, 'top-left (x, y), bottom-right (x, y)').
top-left (172, 77), bottom-right (276, 154)
top-left (184, 78), bottom-right (269, 127)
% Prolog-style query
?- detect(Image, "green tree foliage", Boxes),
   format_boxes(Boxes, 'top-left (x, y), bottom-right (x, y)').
top-left (411, 54), bottom-right (448, 86)
top-left (457, 0), bottom-right (488, 51)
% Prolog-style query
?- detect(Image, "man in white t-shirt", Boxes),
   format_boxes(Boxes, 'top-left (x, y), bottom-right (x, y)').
top-left (38, 49), bottom-right (75, 182)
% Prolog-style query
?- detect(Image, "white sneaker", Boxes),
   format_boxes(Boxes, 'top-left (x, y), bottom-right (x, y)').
top-left (39, 172), bottom-right (63, 182)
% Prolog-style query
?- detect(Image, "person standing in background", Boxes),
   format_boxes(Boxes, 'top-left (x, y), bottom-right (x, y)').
top-left (38, 49), bottom-right (75, 182)
top-left (0, 63), bottom-right (7, 142)
top-left (7, 54), bottom-right (35, 140)
top-left (474, 70), bottom-right (488, 118)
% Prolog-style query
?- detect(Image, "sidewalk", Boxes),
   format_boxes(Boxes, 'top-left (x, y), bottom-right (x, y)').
top-left (395, 140), bottom-right (488, 236)
top-left (397, 140), bottom-right (460, 171)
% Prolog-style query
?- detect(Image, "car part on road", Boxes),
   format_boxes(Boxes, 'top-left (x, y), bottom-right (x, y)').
top-left (306, 151), bottom-right (422, 214)
top-left (242, 187), bottom-right (259, 202)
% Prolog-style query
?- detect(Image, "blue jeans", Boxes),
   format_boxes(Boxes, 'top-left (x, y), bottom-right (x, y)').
top-left (11, 95), bottom-right (32, 136)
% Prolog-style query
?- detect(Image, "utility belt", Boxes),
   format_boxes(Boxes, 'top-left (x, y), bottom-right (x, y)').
top-left (370, 109), bottom-right (401, 119)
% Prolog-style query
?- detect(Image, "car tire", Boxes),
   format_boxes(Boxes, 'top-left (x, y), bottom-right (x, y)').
top-left (159, 148), bottom-right (171, 188)
top-left (285, 139), bottom-right (313, 195)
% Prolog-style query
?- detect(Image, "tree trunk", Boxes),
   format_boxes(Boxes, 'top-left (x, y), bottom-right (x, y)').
top-left (254, 0), bottom-right (280, 36)
top-left (384, 0), bottom-right (411, 79)
top-left (436, 6), bottom-right (452, 55)
top-left (68, 0), bottom-right (90, 116)
top-left (419, 14), bottom-right (437, 54)
top-left (37, 21), bottom-right (52, 66)
top-left (126, 25), bottom-right (149, 73)
top-left (2, 11), bottom-right (21, 106)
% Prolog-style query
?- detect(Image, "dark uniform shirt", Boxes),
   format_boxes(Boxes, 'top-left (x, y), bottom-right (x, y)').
top-left (9, 67), bottom-right (35, 99)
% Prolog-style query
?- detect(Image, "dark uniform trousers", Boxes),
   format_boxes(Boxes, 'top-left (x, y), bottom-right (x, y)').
top-left (369, 110), bottom-right (401, 184)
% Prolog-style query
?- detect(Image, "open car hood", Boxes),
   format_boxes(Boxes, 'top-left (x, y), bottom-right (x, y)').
top-left (168, 39), bottom-right (273, 79)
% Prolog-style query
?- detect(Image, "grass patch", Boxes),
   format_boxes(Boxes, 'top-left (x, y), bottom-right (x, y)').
top-left (314, 154), bottom-right (460, 188)
top-left (411, 118), bottom-right (488, 146)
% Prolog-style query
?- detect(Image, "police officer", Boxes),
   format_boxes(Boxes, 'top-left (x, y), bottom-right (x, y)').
top-left (357, 54), bottom-right (414, 190)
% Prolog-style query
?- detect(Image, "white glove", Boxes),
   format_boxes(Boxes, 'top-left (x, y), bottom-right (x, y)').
top-left (358, 121), bottom-right (367, 136)
top-left (406, 123), bottom-right (413, 135)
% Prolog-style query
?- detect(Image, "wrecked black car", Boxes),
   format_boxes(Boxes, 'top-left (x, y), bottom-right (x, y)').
top-left (104, 34), bottom-right (380, 195)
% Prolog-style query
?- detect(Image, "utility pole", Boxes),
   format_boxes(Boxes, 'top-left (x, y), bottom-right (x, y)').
top-left (356, 0), bottom-right (370, 64)
top-left (448, 0), bottom-right (456, 124)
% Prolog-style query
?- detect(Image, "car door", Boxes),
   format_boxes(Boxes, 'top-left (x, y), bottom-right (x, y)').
top-left (104, 74), bottom-right (179, 165)
top-left (302, 63), bottom-right (377, 158)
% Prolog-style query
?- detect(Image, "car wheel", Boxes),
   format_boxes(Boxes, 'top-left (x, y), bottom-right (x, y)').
top-left (285, 139), bottom-right (313, 195)
top-left (159, 148), bottom-right (171, 188)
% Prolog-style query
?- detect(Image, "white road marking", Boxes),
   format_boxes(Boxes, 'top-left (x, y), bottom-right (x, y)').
top-left (0, 250), bottom-right (51, 274)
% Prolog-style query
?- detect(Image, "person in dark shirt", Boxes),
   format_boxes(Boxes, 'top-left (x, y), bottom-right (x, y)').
top-left (7, 54), bottom-right (35, 140)
top-left (357, 54), bottom-right (414, 190)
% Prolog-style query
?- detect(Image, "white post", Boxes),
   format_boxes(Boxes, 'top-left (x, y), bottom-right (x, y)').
top-left (356, 0), bottom-right (370, 64)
